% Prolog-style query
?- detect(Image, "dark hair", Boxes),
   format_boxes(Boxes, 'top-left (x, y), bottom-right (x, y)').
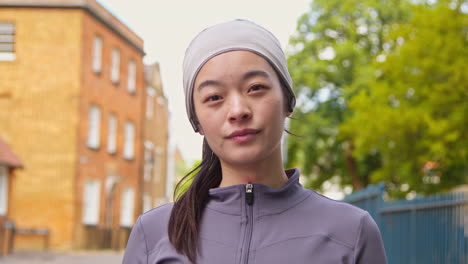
top-left (168, 82), bottom-right (296, 263)
top-left (168, 138), bottom-right (222, 263)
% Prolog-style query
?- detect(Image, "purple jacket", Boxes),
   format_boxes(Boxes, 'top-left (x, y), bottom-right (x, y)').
top-left (123, 168), bottom-right (387, 264)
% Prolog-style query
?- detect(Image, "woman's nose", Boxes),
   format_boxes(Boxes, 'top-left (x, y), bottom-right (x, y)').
top-left (228, 96), bottom-right (252, 122)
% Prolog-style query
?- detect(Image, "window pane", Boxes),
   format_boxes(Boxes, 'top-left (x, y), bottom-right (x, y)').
top-left (107, 114), bottom-right (117, 153)
top-left (123, 121), bottom-right (135, 159)
top-left (0, 43), bottom-right (13, 52)
top-left (120, 188), bottom-right (134, 227)
top-left (87, 105), bottom-right (101, 149)
top-left (127, 60), bottom-right (136, 93)
top-left (92, 36), bottom-right (102, 73)
top-left (111, 48), bottom-right (120, 83)
top-left (0, 23), bottom-right (14, 34)
top-left (0, 35), bottom-right (14, 42)
top-left (82, 180), bottom-right (101, 225)
top-left (0, 23), bottom-right (15, 61)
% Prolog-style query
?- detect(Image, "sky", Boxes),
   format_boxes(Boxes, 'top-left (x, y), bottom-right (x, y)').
top-left (98, 0), bottom-right (310, 164)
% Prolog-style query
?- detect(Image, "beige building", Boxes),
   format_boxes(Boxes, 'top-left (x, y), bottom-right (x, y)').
top-left (0, 0), bottom-right (167, 251)
top-left (143, 63), bottom-right (171, 210)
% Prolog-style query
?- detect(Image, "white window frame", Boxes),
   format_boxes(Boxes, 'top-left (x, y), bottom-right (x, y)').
top-left (0, 166), bottom-right (8, 216)
top-left (120, 187), bottom-right (135, 227)
top-left (143, 193), bottom-right (152, 213)
top-left (0, 22), bottom-right (15, 61)
top-left (144, 141), bottom-right (154, 182)
top-left (111, 48), bottom-right (120, 83)
top-left (82, 179), bottom-right (101, 225)
top-left (146, 88), bottom-right (155, 119)
top-left (107, 113), bottom-right (117, 154)
top-left (92, 35), bottom-right (102, 73)
top-left (144, 162), bottom-right (152, 182)
top-left (127, 60), bottom-right (136, 94)
top-left (123, 121), bottom-right (135, 160)
top-left (87, 105), bottom-right (101, 149)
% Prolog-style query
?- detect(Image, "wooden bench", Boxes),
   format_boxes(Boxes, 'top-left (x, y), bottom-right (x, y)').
top-left (13, 226), bottom-right (50, 250)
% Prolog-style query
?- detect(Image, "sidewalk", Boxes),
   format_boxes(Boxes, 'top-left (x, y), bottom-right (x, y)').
top-left (0, 251), bottom-right (124, 264)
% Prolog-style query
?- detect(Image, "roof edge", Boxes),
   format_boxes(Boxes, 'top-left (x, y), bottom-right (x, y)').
top-left (0, 0), bottom-right (145, 55)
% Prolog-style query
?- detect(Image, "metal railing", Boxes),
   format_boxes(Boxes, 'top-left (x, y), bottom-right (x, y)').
top-left (344, 184), bottom-right (468, 264)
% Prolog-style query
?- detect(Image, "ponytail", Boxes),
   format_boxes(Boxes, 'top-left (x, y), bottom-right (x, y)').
top-left (168, 137), bottom-right (222, 263)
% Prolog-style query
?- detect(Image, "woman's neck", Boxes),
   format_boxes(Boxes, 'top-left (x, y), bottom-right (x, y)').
top-left (218, 151), bottom-right (288, 189)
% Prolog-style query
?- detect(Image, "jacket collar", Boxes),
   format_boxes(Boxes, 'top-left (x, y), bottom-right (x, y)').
top-left (206, 168), bottom-right (311, 216)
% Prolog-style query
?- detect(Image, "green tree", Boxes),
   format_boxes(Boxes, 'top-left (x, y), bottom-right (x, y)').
top-left (341, 0), bottom-right (468, 197)
top-left (287, 0), bottom-right (410, 192)
top-left (174, 159), bottom-right (201, 198)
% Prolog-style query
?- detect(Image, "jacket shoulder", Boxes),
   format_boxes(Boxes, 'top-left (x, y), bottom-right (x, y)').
top-left (302, 190), bottom-right (373, 247)
top-left (123, 203), bottom-right (174, 264)
top-left (139, 202), bottom-right (174, 247)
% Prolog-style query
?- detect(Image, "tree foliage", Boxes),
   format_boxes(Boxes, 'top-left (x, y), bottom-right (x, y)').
top-left (174, 160), bottom-right (200, 198)
top-left (287, 0), bottom-right (467, 197)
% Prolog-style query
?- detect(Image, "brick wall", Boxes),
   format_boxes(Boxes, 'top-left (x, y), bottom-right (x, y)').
top-left (0, 8), bottom-right (83, 250)
top-left (74, 10), bottom-right (145, 249)
top-left (0, 5), bottom-right (145, 250)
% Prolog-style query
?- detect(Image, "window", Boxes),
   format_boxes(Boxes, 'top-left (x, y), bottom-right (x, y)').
top-left (92, 36), bottom-right (102, 73)
top-left (120, 187), bottom-right (134, 227)
top-left (143, 193), bottom-right (151, 213)
top-left (144, 163), bottom-right (152, 182)
top-left (0, 166), bottom-right (8, 216)
top-left (123, 121), bottom-right (135, 159)
top-left (127, 60), bottom-right (136, 93)
top-left (154, 147), bottom-right (163, 183)
top-left (111, 48), bottom-right (120, 83)
top-left (144, 141), bottom-right (153, 182)
top-left (0, 22), bottom-right (15, 61)
top-left (87, 105), bottom-right (101, 149)
top-left (146, 88), bottom-right (155, 119)
top-left (82, 180), bottom-right (101, 225)
top-left (107, 113), bottom-right (117, 154)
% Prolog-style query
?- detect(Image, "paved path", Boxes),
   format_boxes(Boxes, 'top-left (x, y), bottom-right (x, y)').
top-left (0, 251), bottom-right (124, 264)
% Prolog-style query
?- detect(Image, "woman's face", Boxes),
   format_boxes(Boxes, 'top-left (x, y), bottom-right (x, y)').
top-left (193, 50), bottom-right (290, 166)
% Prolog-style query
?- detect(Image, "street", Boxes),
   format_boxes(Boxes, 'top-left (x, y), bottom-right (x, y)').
top-left (0, 251), bottom-right (123, 264)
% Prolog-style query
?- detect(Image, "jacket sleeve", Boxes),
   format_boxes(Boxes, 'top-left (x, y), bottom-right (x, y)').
top-left (122, 216), bottom-right (148, 264)
top-left (354, 212), bottom-right (387, 264)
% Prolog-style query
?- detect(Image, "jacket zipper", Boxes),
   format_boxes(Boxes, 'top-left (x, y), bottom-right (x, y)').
top-left (242, 183), bottom-right (254, 264)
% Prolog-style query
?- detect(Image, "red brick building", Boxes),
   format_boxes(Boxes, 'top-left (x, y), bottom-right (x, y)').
top-left (0, 0), bottom-right (147, 250)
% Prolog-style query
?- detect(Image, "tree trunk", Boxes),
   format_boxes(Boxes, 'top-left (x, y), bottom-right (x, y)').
top-left (344, 140), bottom-right (364, 190)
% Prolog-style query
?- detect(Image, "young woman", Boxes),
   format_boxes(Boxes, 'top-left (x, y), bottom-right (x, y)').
top-left (123, 20), bottom-right (387, 264)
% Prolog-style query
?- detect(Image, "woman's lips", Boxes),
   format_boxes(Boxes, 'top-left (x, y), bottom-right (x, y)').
top-left (228, 130), bottom-right (260, 143)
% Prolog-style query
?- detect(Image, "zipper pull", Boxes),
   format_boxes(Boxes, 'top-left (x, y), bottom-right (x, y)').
top-left (245, 183), bottom-right (254, 205)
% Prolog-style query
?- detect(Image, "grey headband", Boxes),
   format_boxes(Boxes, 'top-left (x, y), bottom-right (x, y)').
top-left (183, 19), bottom-right (296, 132)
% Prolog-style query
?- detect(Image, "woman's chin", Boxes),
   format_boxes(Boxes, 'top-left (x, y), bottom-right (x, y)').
top-left (219, 151), bottom-right (267, 167)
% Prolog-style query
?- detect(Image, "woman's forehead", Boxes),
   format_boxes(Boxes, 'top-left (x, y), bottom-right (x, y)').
top-left (195, 50), bottom-right (278, 82)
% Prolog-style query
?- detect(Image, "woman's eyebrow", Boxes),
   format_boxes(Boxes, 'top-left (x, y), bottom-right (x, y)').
top-left (197, 70), bottom-right (270, 91)
top-left (243, 70), bottom-right (270, 81)
top-left (197, 79), bottom-right (223, 91)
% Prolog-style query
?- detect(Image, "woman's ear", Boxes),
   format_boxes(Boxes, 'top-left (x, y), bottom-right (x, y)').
top-left (198, 126), bottom-right (205, 135)
top-left (195, 121), bottom-right (205, 135)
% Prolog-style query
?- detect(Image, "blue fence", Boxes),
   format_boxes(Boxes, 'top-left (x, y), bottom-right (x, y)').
top-left (344, 184), bottom-right (468, 264)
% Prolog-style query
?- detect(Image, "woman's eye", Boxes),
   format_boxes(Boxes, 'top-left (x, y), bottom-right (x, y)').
top-left (249, 84), bottom-right (266, 92)
top-left (206, 95), bottom-right (222, 102)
